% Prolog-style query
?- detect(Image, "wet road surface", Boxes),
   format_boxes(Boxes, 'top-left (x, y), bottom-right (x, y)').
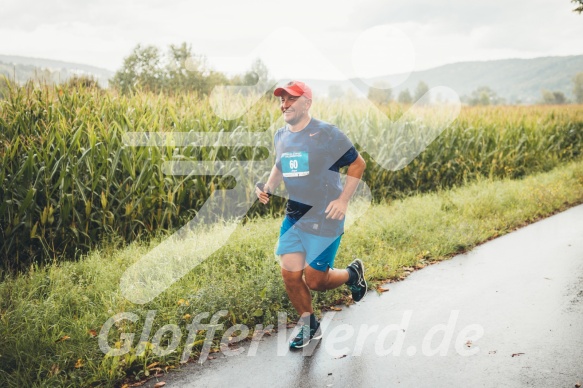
top-left (146, 204), bottom-right (583, 388)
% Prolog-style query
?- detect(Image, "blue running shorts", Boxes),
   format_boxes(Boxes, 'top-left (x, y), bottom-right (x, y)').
top-left (276, 216), bottom-right (342, 272)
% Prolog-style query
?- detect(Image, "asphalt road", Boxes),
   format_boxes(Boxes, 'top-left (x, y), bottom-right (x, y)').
top-left (146, 204), bottom-right (583, 388)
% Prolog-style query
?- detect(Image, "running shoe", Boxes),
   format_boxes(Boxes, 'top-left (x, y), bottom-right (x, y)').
top-left (289, 322), bottom-right (322, 349)
top-left (347, 258), bottom-right (367, 302)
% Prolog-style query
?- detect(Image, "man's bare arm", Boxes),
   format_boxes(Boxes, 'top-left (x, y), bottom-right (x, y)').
top-left (325, 154), bottom-right (366, 220)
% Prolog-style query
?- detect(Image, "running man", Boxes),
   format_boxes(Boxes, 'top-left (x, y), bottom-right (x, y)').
top-left (255, 80), bottom-right (367, 349)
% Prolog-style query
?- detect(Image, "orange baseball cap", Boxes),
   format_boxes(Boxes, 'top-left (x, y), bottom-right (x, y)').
top-left (273, 81), bottom-right (313, 99)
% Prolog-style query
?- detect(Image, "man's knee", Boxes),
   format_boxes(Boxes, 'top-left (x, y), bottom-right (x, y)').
top-left (305, 279), bottom-right (326, 291)
top-left (281, 268), bottom-right (303, 286)
top-left (304, 269), bottom-right (328, 291)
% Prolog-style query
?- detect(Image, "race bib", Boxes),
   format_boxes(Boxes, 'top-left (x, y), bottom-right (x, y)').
top-left (281, 151), bottom-right (309, 177)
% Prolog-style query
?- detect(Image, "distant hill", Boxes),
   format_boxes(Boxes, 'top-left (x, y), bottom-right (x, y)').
top-left (0, 55), bottom-right (113, 88)
top-left (1, 54), bottom-right (581, 104)
top-left (307, 55), bottom-right (583, 104)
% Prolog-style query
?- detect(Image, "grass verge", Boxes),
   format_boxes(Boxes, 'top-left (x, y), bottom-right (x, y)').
top-left (1, 158), bottom-right (582, 387)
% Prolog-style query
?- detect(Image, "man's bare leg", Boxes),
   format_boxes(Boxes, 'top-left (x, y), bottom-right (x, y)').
top-left (304, 266), bottom-right (350, 291)
top-left (280, 252), bottom-right (313, 316)
top-left (280, 253), bottom-right (353, 313)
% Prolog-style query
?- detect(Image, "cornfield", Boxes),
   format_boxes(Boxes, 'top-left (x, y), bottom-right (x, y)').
top-left (1, 83), bottom-right (581, 270)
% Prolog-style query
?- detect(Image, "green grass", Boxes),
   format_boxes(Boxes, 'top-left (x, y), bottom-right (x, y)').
top-left (1, 158), bottom-right (583, 387)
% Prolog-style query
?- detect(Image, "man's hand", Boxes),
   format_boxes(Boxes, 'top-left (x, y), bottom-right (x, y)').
top-left (255, 183), bottom-right (271, 205)
top-left (324, 154), bottom-right (365, 220)
top-left (325, 198), bottom-right (349, 220)
top-left (256, 166), bottom-right (282, 205)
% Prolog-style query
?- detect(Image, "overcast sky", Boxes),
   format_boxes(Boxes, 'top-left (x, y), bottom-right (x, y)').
top-left (2, 0), bottom-right (582, 80)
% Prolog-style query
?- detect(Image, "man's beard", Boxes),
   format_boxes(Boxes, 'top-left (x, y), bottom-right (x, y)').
top-left (284, 110), bottom-right (303, 125)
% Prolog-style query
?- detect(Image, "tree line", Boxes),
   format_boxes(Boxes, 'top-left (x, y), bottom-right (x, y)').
top-left (110, 42), bottom-right (273, 95)
top-left (359, 74), bottom-right (583, 106)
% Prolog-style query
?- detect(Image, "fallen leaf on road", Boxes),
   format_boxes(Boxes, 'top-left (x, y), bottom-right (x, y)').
top-left (154, 383), bottom-right (166, 388)
top-left (329, 306), bottom-right (342, 311)
top-left (511, 353), bottom-right (525, 357)
top-left (575, 382), bottom-right (581, 388)
top-left (127, 380), bottom-right (147, 387)
top-left (377, 286), bottom-right (390, 293)
top-left (146, 362), bottom-right (159, 369)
